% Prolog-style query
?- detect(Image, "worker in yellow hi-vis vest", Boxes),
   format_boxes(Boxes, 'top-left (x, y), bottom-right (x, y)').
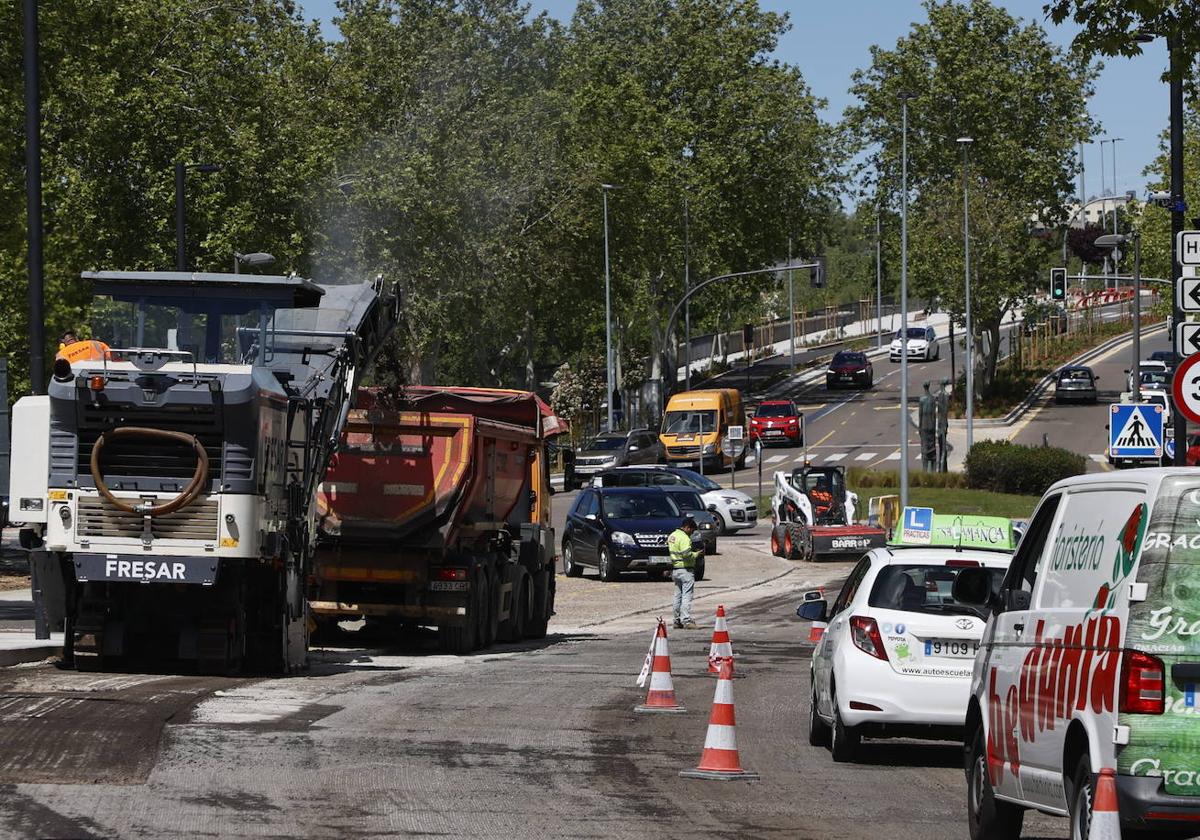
top-left (668, 516), bottom-right (702, 629)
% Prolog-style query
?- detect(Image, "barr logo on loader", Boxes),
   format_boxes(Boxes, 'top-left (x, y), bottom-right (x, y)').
top-left (104, 559), bottom-right (188, 581)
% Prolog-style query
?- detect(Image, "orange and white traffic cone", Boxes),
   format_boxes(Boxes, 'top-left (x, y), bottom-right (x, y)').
top-left (634, 620), bottom-right (686, 714)
top-left (707, 604), bottom-right (734, 674)
top-left (1090, 767), bottom-right (1122, 840)
top-left (679, 658), bottom-right (759, 780)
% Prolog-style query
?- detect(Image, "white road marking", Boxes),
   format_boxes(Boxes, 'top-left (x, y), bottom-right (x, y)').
top-left (1090, 453), bottom-right (1109, 463)
top-left (884, 450), bottom-right (901, 460)
top-left (767, 454), bottom-right (787, 464)
top-left (825, 453), bottom-right (847, 462)
top-left (854, 452), bottom-right (875, 461)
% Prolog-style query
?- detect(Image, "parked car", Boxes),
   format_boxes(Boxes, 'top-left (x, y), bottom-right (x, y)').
top-left (956, 469), bottom-right (1200, 839)
top-left (1053, 365), bottom-right (1097, 404)
top-left (561, 487), bottom-right (702, 582)
top-left (661, 487), bottom-right (719, 554)
top-left (889, 326), bottom-right (939, 362)
top-left (593, 466), bottom-right (758, 534)
top-left (826, 350), bottom-right (874, 389)
top-left (749, 399), bottom-right (803, 446)
top-left (797, 545), bottom-right (1011, 761)
top-left (569, 429), bottom-right (663, 488)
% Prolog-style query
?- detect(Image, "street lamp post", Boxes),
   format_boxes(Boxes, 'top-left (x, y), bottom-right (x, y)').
top-left (23, 0), bottom-right (44, 397)
top-left (875, 214), bottom-right (883, 348)
top-left (899, 93), bottom-right (913, 510)
top-left (174, 162), bottom-right (221, 271)
top-left (1169, 34), bottom-right (1186, 465)
top-left (1111, 137), bottom-right (1123, 234)
top-left (1095, 233), bottom-right (1141, 401)
top-left (683, 195), bottom-right (691, 391)
top-left (958, 137), bottom-right (975, 451)
top-left (602, 183), bottom-right (619, 432)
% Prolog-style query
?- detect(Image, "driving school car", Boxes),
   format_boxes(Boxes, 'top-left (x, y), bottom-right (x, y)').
top-left (796, 513), bottom-right (1016, 763)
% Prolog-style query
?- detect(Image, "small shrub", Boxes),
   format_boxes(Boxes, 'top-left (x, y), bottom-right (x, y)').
top-left (964, 440), bottom-right (1085, 496)
top-left (846, 468), bottom-right (965, 489)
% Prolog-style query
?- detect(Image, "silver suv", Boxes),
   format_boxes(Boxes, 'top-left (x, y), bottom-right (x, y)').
top-left (593, 466), bottom-right (758, 535)
top-left (569, 429), bottom-right (663, 489)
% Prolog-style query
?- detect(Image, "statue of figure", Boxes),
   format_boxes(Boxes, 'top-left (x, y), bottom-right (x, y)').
top-left (935, 378), bottom-right (951, 473)
top-left (918, 381), bottom-right (937, 472)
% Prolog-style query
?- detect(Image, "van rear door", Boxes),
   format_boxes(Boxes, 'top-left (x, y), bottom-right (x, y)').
top-left (1122, 475), bottom-right (1200, 797)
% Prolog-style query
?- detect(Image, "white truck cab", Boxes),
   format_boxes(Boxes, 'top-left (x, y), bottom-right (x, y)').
top-left (959, 469), bottom-right (1200, 839)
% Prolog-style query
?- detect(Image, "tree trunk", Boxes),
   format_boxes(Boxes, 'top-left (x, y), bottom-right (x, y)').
top-left (979, 320), bottom-right (1001, 391)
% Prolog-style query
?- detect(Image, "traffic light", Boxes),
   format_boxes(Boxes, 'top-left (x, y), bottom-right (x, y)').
top-left (1050, 267), bottom-right (1066, 302)
top-left (810, 255), bottom-right (826, 289)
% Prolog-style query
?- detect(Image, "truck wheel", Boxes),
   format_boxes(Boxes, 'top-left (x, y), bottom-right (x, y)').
top-left (967, 724), bottom-right (1023, 840)
top-left (526, 570), bottom-right (552, 639)
top-left (598, 546), bottom-right (619, 582)
top-left (770, 524), bottom-right (786, 557)
top-left (498, 575), bottom-right (529, 643)
top-left (437, 621), bottom-right (476, 655)
top-left (562, 543), bottom-right (583, 577)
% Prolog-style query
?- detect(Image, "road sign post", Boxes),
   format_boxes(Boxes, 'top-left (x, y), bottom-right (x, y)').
top-left (1177, 322), bottom-right (1200, 357)
top-left (1172, 353), bottom-right (1200, 426)
top-left (1177, 278), bottom-right (1200, 312)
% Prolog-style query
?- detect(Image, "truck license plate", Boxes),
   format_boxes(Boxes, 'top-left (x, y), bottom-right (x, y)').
top-left (429, 580), bottom-right (469, 591)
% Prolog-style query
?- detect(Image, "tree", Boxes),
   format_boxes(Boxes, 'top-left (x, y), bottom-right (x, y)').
top-left (559, 0), bottom-right (838, 408)
top-left (845, 0), bottom-right (1097, 390)
top-left (1045, 1), bottom-right (1200, 70)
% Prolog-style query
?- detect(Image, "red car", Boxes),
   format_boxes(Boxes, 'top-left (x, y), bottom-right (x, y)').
top-left (749, 399), bottom-right (802, 446)
top-left (825, 350), bottom-right (873, 389)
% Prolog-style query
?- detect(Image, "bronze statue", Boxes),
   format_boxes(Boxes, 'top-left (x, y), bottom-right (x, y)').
top-left (935, 378), bottom-right (951, 472)
top-left (918, 381), bottom-right (937, 471)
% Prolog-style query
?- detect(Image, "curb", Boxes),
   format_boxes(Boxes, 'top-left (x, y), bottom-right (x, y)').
top-left (0, 643), bottom-right (60, 667)
top-left (950, 321), bottom-right (1167, 429)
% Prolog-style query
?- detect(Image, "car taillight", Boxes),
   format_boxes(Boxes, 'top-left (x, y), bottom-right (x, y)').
top-left (849, 616), bottom-right (888, 661)
top-left (436, 568), bottom-right (468, 581)
top-left (1120, 650), bottom-right (1165, 714)
top-left (945, 559), bottom-right (980, 567)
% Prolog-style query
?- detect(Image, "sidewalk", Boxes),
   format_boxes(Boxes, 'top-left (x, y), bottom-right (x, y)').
top-left (0, 588), bottom-right (62, 666)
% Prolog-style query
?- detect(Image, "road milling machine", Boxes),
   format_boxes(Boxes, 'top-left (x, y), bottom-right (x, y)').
top-left (10, 270), bottom-right (397, 673)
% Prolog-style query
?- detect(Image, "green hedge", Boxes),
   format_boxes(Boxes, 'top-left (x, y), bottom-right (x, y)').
top-left (964, 440), bottom-right (1085, 496)
top-left (848, 468), bottom-right (967, 489)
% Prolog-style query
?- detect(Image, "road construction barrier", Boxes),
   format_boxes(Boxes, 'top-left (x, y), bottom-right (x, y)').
top-left (1091, 767), bottom-right (1121, 839)
top-left (707, 604), bottom-right (734, 674)
top-left (634, 620), bottom-right (686, 714)
top-left (679, 658), bottom-right (759, 781)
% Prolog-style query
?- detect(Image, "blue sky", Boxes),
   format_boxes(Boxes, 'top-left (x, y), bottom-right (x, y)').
top-left (301, 0), bottom-right (1167, 202)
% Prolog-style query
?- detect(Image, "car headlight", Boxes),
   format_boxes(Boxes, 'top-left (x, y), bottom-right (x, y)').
top-left (856, 368), bottom-right (867, 373)
top-left (611, 531), bottom-right (636, 546)
top-left (721, 495), bottom-right (742, 504)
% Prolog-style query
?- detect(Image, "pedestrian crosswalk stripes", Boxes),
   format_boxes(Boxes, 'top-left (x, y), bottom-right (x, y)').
top-left (766, 454), bottom-right (786, 464)
top-left (854, 452), bottom-right (874, 461)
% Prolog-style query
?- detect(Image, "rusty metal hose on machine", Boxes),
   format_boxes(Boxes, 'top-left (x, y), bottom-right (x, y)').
top-left (90, 427), bottom-right (209, 516)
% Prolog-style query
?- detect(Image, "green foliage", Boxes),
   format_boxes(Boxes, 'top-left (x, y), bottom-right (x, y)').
top-left (1044, 1), bottom-right (1198, 70)
top-left (844, 0), bottom-right (1097, 392)
top-left (964, 439), bottom-right (1086, 495)
top-left (847, 468), bottom-right (966, 488)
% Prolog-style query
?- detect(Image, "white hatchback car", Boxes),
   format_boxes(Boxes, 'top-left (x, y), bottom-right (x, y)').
top-left (889, 326), bottom-right (940, 362)
top-left (797, 546), bottom-right (1011, 762)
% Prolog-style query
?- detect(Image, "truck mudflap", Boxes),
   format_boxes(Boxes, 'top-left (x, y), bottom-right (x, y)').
top-left (809, 525), bottom-right (888, 558)
top-left (72, 552), bottom-right (219, 585)
top-left (309, 600), bottom-right (467, 623)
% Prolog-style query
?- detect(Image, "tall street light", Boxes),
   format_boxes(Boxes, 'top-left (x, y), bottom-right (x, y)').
top-left (175, 162), bottom-right (221, 271)
top-left (958, 137), bottom-right (975, 450)
top-left (683, 194), bottom-right (691, 391)
top-left (23, 0), bottom-right (44, 396)
top-left (1095, 233), bottom-right (1141, 401)
top-left (1110, 137), bottom-right (1123, 234)
top-left (875, 213), bottom-right (883, 348)
top-left (899, 92), bottom-right (914, 509)
top-left (601, 183), bottom-right (620, 431)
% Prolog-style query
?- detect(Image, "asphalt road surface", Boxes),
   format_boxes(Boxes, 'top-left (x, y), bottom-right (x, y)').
top-left (0, 531), bottom-right (1079, 839)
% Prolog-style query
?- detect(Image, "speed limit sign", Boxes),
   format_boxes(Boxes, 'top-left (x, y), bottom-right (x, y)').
top-left (1171, 353), bottom-right (1200, 425)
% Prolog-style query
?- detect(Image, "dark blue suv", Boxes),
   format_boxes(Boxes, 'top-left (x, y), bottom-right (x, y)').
top-left (561, 487), bottom-right (704, 582)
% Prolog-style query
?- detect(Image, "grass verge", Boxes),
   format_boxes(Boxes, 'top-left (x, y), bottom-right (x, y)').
top-left (757, 484), bottom-right (1038, 522)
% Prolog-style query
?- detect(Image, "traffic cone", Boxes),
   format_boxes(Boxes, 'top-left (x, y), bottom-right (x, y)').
top-left (679, 658), bottom-right (760, 781)
top-left (1090, 768), bottom-right (1121, 840)
top-left (634, 620), bottom-right (686, 714)
top-left (808, 620), bottom-right (828, 643)
top-left (707, 604), bottom-right (734, 674)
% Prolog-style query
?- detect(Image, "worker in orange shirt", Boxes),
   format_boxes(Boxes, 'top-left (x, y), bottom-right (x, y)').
top-left (56, 330), bottom-right (110, 363)
top-left (810, 476), bottom-right (834, 519)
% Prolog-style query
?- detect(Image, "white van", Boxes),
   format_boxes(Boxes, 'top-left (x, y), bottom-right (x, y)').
top-left (955, 469), bottom-right (1200, 840)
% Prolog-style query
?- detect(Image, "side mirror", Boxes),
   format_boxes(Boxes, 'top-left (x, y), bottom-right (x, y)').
top-left (951, 567), bottom-right (995, 607)
top-left (707, 504), bottom-right (718, 513)
top-left (585, 513), bottom-right (597, 521)
top-left (796, 599), bottom-right (828, 623)
top-left (628, 445), bottom-right (639, 451)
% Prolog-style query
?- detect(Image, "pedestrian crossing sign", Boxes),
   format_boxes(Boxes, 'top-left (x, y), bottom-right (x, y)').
top-left (1109, 403), bottom-right (1165, 459)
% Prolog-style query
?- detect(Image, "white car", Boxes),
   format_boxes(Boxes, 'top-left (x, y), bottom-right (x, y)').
top-left (591, 466), bottom-right (758, 534)
top-left (889, 326), bottom-right (940, 362)
top-left (797, 546), bottom-right (1011, 762)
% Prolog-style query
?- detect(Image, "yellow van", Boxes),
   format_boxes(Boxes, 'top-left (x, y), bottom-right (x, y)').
top-left (659, 388), bottom-right (745, 471)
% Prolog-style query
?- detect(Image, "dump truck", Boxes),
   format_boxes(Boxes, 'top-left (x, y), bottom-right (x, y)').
top-left (309, 386), bottom-right (565, 653)
top-left (10, 270), bottom-right (397, 673)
